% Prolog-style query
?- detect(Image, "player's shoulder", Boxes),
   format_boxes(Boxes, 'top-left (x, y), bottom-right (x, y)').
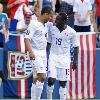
top-left (30, 20), bottom-right (43, 28)
top-left (65, 25), bottom-right (76, 33)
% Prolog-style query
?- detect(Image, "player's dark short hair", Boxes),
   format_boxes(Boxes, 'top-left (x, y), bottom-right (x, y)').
top-left (59, 12), bottom-right (68, 22)
top-left (41, 6), bottom-right (53, 15)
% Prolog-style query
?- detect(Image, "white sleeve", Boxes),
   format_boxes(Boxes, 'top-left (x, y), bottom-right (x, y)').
top-left (71, 30), bottom-right (79, 47)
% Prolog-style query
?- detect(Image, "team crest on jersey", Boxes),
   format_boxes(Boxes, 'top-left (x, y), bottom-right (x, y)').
top-left (8, 51), bottom-right (33, 80)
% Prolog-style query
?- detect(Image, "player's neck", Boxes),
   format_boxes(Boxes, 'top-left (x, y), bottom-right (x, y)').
top-left (38, 17), bottom-right (45, 24)
top-left (57, 24), bottom-right (67, 32)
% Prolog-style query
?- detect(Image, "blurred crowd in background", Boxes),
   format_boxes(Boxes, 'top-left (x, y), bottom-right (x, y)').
top-left (0, 0), bottom-right (100, 48)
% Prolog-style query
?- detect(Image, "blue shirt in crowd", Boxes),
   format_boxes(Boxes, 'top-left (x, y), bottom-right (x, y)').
top-left (42, 0), bottom-right (53, 8)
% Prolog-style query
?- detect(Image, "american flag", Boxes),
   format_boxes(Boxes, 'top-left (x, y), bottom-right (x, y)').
top-left (67, 33), bottom-right (96, 99)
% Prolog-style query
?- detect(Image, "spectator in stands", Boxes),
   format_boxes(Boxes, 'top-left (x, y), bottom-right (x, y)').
top-left (90, 0), bottom-right (98, 32)
top-left (0, 3), bottom-right (8, 87)
top-left (38, 0), bottom-right (56, 13)
top-left (73, 0), bottom-right (92, 32)
top-left (0, 3), bottom-right (9, 47)
top-left (7, 0), bottom-right (29, 31)
top-left (30, 0), bottom-right (56, 21)
top-left (59, 0), bottom-right (75, 28)
top-left (28, 0), bottom-right (37, 10)
top-left (17, 7), bottom-right (53, 100)
top-left (94, 0), bottom-right (100, 32)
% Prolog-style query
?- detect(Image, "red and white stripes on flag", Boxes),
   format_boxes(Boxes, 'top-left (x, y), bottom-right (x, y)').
top-left (17, 34), bottom-right (28, 99)
top-left (66, 33), bottom-right (96, 99)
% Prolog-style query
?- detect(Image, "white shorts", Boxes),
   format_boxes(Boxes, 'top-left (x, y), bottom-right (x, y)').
top-left (48, 54), bottom-right (70, 81)
top-left (48, 67), bottom-right (70, 81)
top-left (32, 50), bottom-right (46, 75)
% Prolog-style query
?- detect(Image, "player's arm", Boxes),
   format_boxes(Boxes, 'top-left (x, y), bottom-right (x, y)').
top-left (24, 38), bottom-right (35, 60)
top-left (46, 42), bottom-right (51, 52)
top-left (37, 0), bottom-right (43, 11)
top-left (72, 46), bottom-right (79, 71)
top-left (46, 22), bottom-right (53, 52)
top-left (7, 0), bottom-right (23, 9)
top-left (71, 29), bottom-right (79, 71)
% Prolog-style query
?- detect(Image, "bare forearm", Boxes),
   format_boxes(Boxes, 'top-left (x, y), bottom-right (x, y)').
top-left (93, 19), bottom-right (98, 32)
top-left (24, 38), bottom-right (33, 53)
top-left (25, 38), bottom-right (35, 60)
top-left (73, 47), bottom-right (79, 64)
top-left (37, 0), bottom-right (43, 11)
top-left (7, 0), bottom-right (22, 9)
top-left (7, 2), bottom-right (16, 9)
top-left (46, 42), bottom-right (51, 52)
top-left (94, 3), bottom-right (97, 19)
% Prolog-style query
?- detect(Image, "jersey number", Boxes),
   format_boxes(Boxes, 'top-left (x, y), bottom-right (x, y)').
top-left (56, 38), bottom-right (62, 45)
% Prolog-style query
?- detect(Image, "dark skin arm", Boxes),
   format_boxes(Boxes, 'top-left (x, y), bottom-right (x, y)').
top-left (46, 42), bottom-right (51, 52)
top-left (72, 46), bottom-right (79, 71)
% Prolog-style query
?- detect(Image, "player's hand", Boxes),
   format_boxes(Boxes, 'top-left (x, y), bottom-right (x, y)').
top-left (72, 63), bottom-right (78, 71)
top-left (29, 51), bottom-right (35, 60)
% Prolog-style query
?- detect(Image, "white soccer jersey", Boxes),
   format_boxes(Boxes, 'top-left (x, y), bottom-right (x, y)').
top-left (17, 19), bottom-right (47, 51)
top-left (47, 24), bottom-right (79, 69)
top-left (17, 19), bottom-right (47, 74)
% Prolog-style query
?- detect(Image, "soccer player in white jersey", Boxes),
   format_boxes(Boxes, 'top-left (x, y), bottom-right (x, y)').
top-left (46, 12), bottom-right (79, 100)
top-left (17, 7), bottom-right (53, 100)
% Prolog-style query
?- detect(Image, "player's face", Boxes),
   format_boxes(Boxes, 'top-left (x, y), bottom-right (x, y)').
top-left (48, 11), bottom-right (53, 21)
top-left (55, 15), bottom-right (64, 27)
top-left (44, 11), bottom-right (53, 23)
